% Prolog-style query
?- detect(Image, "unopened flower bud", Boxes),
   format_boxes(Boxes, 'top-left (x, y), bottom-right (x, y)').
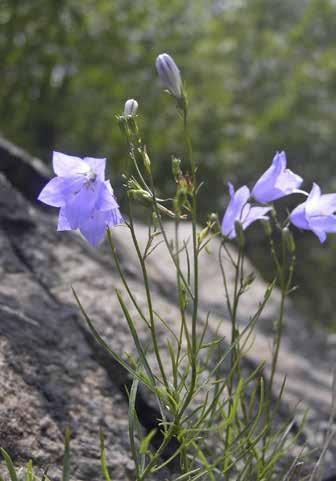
top-left (172, 157), bottom-right (182, 180)
top-left (198, 226), bottom-right (210, 246)
top-left (209, 213), bottom-right (220, 232)
top-left (142, 147), bottom-right (151, 174)
top-left (234, 220), bottom-right (245, 248)
top-left (155, 53), bottom-right (183, 99)
top-left (282, 227), bottom-right (296, 254)
top-left (124, 99), bottom-right (138, 117)
top-left (128, 188), bottom-right (150, 202)
top-left (174, 188), bottom-right (187, 212)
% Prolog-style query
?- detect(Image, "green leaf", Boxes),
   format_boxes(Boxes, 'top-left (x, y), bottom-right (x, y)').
top-left (72, 287), bottom-right (154, 392)
top-left (100, 431), bottom-right (112, 481)
top-left (116, 290), bottom-right (156, 388)
top-left (140, 429), bottom-right (157, 455)
top-left (25, 460), bottom-right (33, 481)
top-left (128, 377), bottom-right (140, 477)
top-left (0, 448), bottom-right (19, 481)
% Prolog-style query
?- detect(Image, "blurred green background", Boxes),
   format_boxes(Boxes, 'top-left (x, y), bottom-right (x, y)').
top-left (1, 0), bottom-right (336, 327)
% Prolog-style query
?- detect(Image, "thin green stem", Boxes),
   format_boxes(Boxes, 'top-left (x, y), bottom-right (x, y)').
top-left (223, 245), bottom-right (244, 480)
top-left (174, 218), bottom-right (192, 389)
top-left (128, 203), bottom-right (170, 392)
top-left (181, 106), bottom-right (198, 413)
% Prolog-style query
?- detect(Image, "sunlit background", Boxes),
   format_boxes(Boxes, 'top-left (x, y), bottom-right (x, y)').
top-left (1, 0), bottom-right (336, 327)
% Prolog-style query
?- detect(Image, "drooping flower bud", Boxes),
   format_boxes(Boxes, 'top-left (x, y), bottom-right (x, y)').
top-left (124, 99), bottom-right (138, 117)
top-left (155, 53), bottom-right (183, 99)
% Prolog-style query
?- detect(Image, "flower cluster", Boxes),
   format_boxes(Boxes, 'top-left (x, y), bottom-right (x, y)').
top-left (37, 53), bottom-right (336, 247)
top-left (38, 152), bottom-right (123, 246)
top-left (221, 151), bottom-right (336, 243)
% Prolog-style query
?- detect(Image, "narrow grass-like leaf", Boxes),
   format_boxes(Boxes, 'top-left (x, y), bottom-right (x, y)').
top-left (100, 431), bottom-right (112, 481)
top-left (0, 448), bottom-right (19, 481)
top-left (140, 429), bottom-right (157, 455)
top-left (171, 468), bottom-right (202, 481)
top-left (128, 377), bottom-right (141, 478)
top-left (72, 287), bottom-right (154, 392)
top-left (116, 290), bottom-right (156, 388)
top-left (25, 460), bottom-right (33, 481)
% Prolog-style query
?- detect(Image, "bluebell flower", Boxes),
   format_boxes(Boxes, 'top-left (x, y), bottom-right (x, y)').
top-left (290, 183), bottom-right (336, 243)
top-left (38, 152), bottom-right (123, 246)
top-left (155, 53), bottom-right (183, 99)
top-left (252, 151), bottom-right (303, 203)
top-left (221, 183), bottom-right (271, 239)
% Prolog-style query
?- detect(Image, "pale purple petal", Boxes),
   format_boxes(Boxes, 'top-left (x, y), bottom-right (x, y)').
top-left (221, 185), bottom-right (250, 238)
top-left (309, 212), bottom-right (336, 243)
top-left (306, 182), bottom-right (321, 205)
top-left (252, 151), bottom-right (303, 202)
top-left (96, 182), bottom-right (119, 212)
top-left (38, 176), bottom-right (85, 207)
top-left (241, 206), bottom-right (272, 230)
top-left (316, 194), bottom-right (336, 215)
top-left (290, 183), bottom-right (336, 242)
top-left (305, 184), bottom-right (326, 219)
top-left (79, 210), bottom-right (109, 247)
top-left (309, 215), bottom-right (336, 233)
top-left (273, 151), bottom-right (287, 171)
top-left (63, 181), bottom-right (100, 229)
top-left (310, 228), bottom-right (327, 244)
top-left (231, 185), bottom-right (250, 216)
top-left (53, 151), bottom-right (89, 176)
top-left (274, 169), bottom-right (303, 196)
top-left (105, 180), bottom-right (114, 194)
top-left (252, 152), bottom-right (282, 202)
top-left (306, 183), bottom-right (336, 216)
top-left (83, 157), bottom-right (106, 181)
top-left (228, 182), bottom-right (235, 198)
top-left (306, 183), bottom-right (336, 217)
top-left (106, 208), bottom-right (124, 226)
top-left (57, 208), bottom-right (72, 231)
top-left (289, 202), bottom-right (310, 230)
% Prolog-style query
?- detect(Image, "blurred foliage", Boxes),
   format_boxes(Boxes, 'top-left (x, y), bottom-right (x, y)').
top-left (1, 0), bottom-right (336, 326)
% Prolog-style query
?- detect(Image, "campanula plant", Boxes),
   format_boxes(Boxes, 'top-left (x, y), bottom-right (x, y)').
top-left (34, 52), bottom-right (336, 481)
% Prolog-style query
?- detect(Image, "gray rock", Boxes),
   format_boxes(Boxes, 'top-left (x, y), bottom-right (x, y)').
top-left (0, 139), bottom-right (335, 480)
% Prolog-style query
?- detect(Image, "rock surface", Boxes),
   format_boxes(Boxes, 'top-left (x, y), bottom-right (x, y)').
top-left (0, 137), bottom-right (335, 480)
